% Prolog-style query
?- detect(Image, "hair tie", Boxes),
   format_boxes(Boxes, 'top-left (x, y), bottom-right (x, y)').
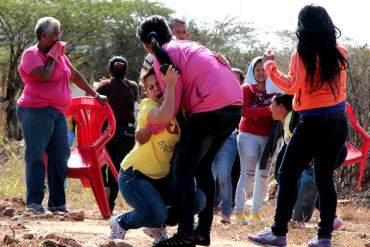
top-left (147, 31), bottom-right (157, 41)
top-left (114, 61), bottom-right (125, 68)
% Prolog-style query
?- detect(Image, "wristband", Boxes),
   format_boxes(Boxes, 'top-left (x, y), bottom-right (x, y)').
top-left (94, 92), bottom-right (100, 98)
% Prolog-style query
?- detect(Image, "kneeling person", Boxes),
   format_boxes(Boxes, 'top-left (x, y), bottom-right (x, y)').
top-left (109, 67), bottom-right (205, 244)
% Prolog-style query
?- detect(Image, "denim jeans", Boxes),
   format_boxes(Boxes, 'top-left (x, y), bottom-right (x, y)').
top-left (235, 132), bottom-right (271, 214)
top-left (292, 166), bottom-right (317, 222)
top-left (103, 123), bottom-right (135, 211)
top-left (272, 112), bottom-right (348, 238)
top-left (116, 168), bottom-right (206, 230)
top-left (211, 131), bottom-right (238, 217)
top-left (16, 105), bottom-right (70, 210)
top-left (172, 105), bottom-right (242, 236)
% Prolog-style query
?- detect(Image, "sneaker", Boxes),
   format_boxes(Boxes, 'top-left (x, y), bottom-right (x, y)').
top-left (308, 237), bottom-right (331, 247)
top-left (109, 215), bottom-right (126, 240)
top-left (248, 213), bottom-right (263, 225)
top-left (25, 204), bottom-right (45, 214)
top-left (220, 215), bottom-right (231, 224)
top-left (289, 219), bottom-right (306, 230)
top-left (233, 212), bottom-right (247, 225)
top-left (48, 207), bottom-right (69, 215)
top-left (153, 233), bottom-right (195, 247)
top-left (333, 217), bottom-right (344, 230)
top-left (248, 228), bottom-right (287, 247)
top-left (143, 225), bottom-right (168, 244)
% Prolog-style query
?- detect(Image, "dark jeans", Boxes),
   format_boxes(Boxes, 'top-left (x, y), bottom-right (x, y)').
top-left (292, 166), bottom-right (318, 222)
top-left (172, 105), bottom-right (242, 236)
top-left (272, 112), bottom-right (348, 238)
top-left (16, 105), bottom-right (70, 210)
top-left (117, 168), bottom-right (205, 230)
top-left (103, 123), bottom-right (135, 211)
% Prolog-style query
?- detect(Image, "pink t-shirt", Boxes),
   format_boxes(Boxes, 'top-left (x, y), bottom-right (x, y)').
top-left (17, 45), bottom-right (72, 113)
top-left (153, 40), bottom-right (243, 116)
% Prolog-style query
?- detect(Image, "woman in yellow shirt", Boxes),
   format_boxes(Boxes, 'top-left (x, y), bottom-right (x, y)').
top-left (109, 67), bottom-right (205, 244)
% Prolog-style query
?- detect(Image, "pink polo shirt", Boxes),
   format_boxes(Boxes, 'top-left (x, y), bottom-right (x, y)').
top-left (153, 40), bottom-right (243, 116)
top-left (17, 45), bottom-right (72, 113)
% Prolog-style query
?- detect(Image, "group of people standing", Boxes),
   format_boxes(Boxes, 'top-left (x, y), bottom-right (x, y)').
top-left (17, 4), bottom-right (348, 247)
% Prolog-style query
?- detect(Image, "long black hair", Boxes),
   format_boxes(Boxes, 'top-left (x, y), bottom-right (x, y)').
top-left (108, 56), bottom-right (127, 79)
top-left (296, 5), bottom-right (348, 98)
top-left (137, 15), bottom-right (174, 66)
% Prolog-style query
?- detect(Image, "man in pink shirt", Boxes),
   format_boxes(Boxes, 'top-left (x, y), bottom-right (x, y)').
top-left (17, 16), bottom-right (106, 214)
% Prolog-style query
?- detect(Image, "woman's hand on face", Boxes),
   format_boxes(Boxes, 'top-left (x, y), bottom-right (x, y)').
top-left (47, 41), bottom-right (66, 60)
top-left (163, 65), bottom-right (179, 88)
top-left (262, 49), bottom-right (275, 64)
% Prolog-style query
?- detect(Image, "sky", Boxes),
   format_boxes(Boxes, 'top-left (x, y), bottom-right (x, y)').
top-left (155, 0), bottom-right (370, 48)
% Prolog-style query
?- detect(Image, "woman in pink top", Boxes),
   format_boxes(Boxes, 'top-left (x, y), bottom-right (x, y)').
top-left (16, 17), bottom-right (106, 214)
top-left (136, 15), bottom-right (243, 247)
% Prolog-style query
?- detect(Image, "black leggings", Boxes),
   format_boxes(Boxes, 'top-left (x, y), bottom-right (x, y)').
top-left (172, 105), bottom-right (242, 236)
top-left (272, 112), bottom-right (348, 238)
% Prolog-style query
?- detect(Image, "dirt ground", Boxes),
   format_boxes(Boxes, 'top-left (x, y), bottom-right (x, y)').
top-left (1, 198), bottom-right (370, 247)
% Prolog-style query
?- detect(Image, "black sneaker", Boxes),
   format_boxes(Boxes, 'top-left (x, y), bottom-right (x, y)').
top-left (48, 207), bottom-right (69, 215)
top-left (25, 204), bottom-right (45, 214)
top-left (153, 233), bottom-right (195, 247)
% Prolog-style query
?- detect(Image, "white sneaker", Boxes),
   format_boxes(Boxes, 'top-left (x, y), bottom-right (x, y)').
top-left (109, 215), bottom-right (126, 240)
top-left (143, 225), bottom-right (168, 244)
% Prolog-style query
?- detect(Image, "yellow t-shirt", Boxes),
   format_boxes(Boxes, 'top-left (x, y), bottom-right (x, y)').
top-left (121, 98), bottom-right (181, 179)
top-left (283, 111), bottom-right (293, 144)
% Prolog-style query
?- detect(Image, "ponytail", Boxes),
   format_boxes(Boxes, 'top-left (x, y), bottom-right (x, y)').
top-left (137, 15), bottom-right (176, 68)
top-left (147, 31), bottom-right (174, 66)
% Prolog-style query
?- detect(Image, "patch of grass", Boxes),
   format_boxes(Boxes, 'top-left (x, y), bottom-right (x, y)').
top-left (338, 203), bottom-right (370, 223)
top-left (0, 138), bottom-right (26, 199)
top-left (0, 138), bottom-right (105, 211)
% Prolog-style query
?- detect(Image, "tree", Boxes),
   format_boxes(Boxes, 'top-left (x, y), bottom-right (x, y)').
top-left (0, 0), bottom-right (172, 139)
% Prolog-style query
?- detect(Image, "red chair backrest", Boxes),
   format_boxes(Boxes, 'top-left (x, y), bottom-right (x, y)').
top-left (346, 103), bottom-right (369, 149)
top-left (65, 97), bottom-right (116, 151)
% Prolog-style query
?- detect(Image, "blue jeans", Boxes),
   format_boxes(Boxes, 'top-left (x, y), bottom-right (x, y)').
top-left (292, 166), bottom-right (317, 222)
top-left (212, 131), bottom-right (238, 217)
top-left (16, 105), bottom-right (70, 210)
top-left (116, 168), bottom-right (206, 230)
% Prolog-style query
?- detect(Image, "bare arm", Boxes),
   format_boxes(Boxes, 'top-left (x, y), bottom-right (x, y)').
top-left (70, 65), bottom-right (107, 103)
top-left (29, 58), bottom-right (56, 82)
top-left (147, 66), bottom-right (179, 125)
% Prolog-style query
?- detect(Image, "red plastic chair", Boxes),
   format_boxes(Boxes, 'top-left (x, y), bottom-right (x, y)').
top-left (65, 97), bottom-right (117, 218)
top-left (341, 103), bottom-right (370, 191)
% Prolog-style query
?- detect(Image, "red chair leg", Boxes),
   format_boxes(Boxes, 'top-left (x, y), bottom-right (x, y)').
top-left (357, 159), bottom-right (366, 192)
top-left (80, 178), bottom-right (90, 188)
top-left (88, 170), bottom-right (111, 219)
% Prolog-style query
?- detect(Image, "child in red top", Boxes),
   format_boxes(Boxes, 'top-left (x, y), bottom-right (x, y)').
top-left (234, 57), bottom-right (274, 225)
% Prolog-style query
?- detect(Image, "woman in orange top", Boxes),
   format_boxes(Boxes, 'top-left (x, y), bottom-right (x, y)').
top-left (248, 5), bottom-right (348, 247)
